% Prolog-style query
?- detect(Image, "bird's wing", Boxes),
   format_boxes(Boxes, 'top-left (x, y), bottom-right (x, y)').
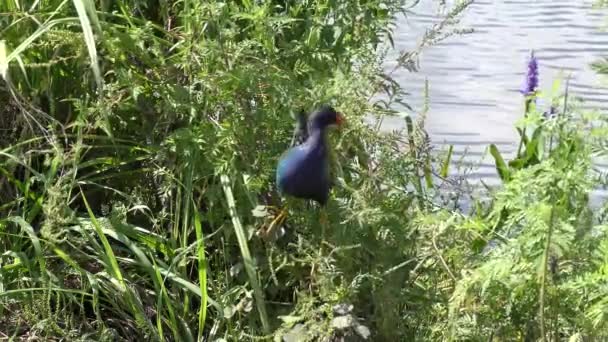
top-left (276, 144), bottom-right (309, 191)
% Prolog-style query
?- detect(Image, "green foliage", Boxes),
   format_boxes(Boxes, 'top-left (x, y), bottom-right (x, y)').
top-left (0, 0), bottom-right (473, 340)
top-left (5, 0), bottom-right (608, 341)
top-left (441, 81), bottom-right (608, 340)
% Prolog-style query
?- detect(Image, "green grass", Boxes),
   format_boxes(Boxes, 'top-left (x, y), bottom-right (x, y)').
top-left (3, 0), bottom-right (608, 341)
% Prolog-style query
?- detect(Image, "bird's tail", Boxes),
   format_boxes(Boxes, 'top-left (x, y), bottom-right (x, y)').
top-left (290, 109), bottom-right (309, 147)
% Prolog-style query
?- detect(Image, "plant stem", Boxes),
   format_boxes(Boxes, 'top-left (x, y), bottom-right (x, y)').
top-left (432, 227), bottom-right (456, 282)
top-left (549, 76), bottom-right (570, 153)
top-left (221, 174), bottom-right (270, 333)
top-left (405, 116), bottom-right (426, 210)
top-left (516, 99), bottom-right (531, 158)
top-left (539, 201), bottom-right (557, 342)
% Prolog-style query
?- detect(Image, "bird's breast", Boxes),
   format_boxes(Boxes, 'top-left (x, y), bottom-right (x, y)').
top-left (276, 144), bottom-right (330, 204)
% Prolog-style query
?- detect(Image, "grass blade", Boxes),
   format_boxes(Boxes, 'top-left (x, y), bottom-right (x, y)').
top-left (79, 189), bottom-right (152, 331)
top-left (0, 40), bottom-right (7, 80)
top-left (220, 174), bottom-right (270, 333)
top-left (8, 217), bottom-right (46, 279)
top-left (7, 18), bottom-right (75, 63)
top-left (440, 144), bottom-right (454, 178)
top-left (193, 209), bottom-right (208, 340)
top-left (72, 0), bottom-right (103, 91)
top-left (79, 189), bottom-right (125, 289)
top-left (489, 144), bottom-right (511, 183)
top-left (152, 258), bottom-right (180, 341)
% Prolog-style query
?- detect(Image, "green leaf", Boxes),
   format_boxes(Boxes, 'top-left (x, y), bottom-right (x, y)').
top-left (440, 145), bottom-right (453, 178)
top-left (0, 40), bottom-right (6, 80)
top-left (490, 144), bottom-right (511, 182)
top-left (525, 126), bottom-right (543, 165)
top-left (221, 174), bottom-right (269, 333)
top-left (72, 0), bottom-right (102, 90)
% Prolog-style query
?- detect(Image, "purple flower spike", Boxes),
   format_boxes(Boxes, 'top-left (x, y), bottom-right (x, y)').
top-left (520, 51), bottom-right (539, 96)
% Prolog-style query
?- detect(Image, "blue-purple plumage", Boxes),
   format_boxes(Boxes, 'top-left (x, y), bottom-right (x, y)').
top-left (277, 132), bottom-right (331, 205)
top-left (276, 105), bottom-right (343, 206)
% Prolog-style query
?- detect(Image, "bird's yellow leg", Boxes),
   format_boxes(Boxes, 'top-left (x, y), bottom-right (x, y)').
top-left (259, 204), bottom-right (289, 239)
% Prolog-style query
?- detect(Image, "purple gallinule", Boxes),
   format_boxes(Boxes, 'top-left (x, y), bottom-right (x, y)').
top-left (260, 105), bottom-right (345, 238)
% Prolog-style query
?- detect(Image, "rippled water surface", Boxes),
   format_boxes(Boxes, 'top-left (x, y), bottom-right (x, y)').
top-left (388, 0), bottom-right (608, 185)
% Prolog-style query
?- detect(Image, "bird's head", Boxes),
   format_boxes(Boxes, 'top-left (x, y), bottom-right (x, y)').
top-left (309, 105), bottom-right (345, 131)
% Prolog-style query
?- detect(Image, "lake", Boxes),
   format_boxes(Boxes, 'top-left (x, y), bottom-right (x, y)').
top-left (387, 0), bottom-right (608, 187)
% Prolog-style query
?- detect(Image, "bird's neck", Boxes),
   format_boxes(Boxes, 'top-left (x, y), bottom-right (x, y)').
top-left (307, 129), bottom-right (327, 153)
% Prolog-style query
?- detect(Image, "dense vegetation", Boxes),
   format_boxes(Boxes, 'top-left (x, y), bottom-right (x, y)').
top-left (2, 0), bottom-right (608, 341)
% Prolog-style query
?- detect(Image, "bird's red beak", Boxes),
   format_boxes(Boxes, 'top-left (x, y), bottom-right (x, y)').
top-left (336, 112), bottom-right (345, 126)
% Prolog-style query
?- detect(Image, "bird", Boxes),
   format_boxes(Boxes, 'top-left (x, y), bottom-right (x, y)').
top-left (260, 105), bottom-right (345, 238)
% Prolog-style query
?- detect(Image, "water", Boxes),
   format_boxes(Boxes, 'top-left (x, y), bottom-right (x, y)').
top-left (387, 0), bottom-right (608, 187)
